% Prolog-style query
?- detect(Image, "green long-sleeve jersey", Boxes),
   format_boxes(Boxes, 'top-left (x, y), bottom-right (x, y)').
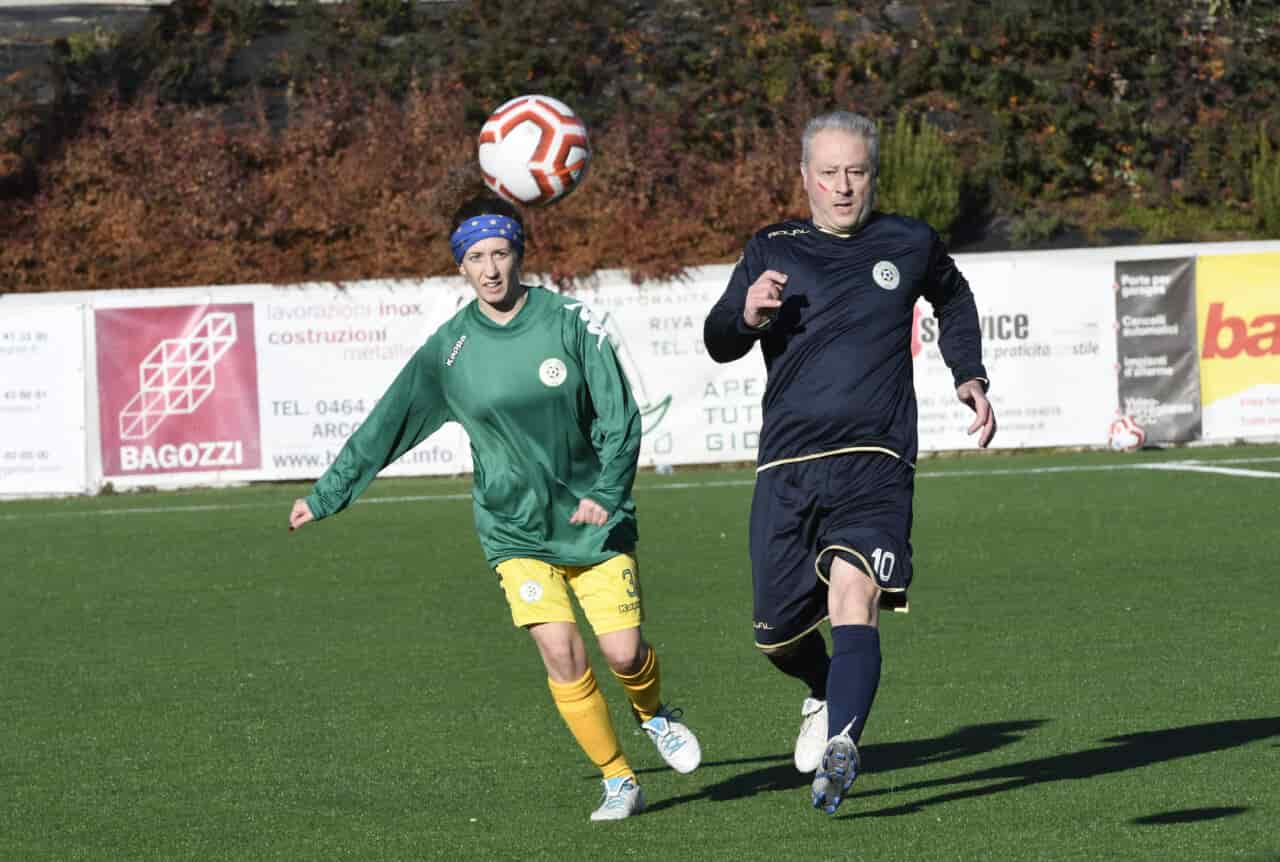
top-left (304, 286), bottom-right (641, 567)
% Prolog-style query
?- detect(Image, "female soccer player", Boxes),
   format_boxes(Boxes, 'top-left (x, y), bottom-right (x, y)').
top-left (288, 195), bottom-right (700, 821)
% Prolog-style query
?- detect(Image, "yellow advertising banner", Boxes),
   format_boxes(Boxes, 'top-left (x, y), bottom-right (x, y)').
top-left (1196, 252), bottom-right (1280, 438)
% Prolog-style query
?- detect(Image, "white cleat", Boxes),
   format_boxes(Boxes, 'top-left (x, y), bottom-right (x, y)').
top-left (590, 775), bottom-right (646, 821)
top-left (640, 704), bottom-right (702, 774)
top-left (794, 697), bottom-right (828, 773)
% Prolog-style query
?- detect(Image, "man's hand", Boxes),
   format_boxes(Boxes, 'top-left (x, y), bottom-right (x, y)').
top-left (569, 497), bottom-right (610, 527)
top-left (288, 498), bottom-right (315, 531)
top-left (956, 379), bottom-right (997, 448)
top-left (743, 270), bottom-right (787, 329)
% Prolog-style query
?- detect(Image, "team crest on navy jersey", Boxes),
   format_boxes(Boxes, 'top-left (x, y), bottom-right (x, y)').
top-left (872, 260), bottom-right (900, 290)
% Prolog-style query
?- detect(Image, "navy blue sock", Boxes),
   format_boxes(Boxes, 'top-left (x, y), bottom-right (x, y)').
top-left (826, 625), bottom-right (881, 745)
top-left (764, 629), bottom-right (830, 700)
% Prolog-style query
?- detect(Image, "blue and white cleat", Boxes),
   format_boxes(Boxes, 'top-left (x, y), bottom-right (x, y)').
top-left (811, 731), bottom-right (859, 815)
top-left (640, 704), bottom-right (702, 774)
top-left (590, 775), bottom-right (646, 822)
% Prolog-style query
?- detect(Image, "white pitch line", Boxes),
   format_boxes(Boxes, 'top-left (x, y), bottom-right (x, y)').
top-left (1132, 462), bottom-right (1280, 479)
top-left (913, 456), bottom-right (1280, 480)
top-left (0, 500), bottom-right (283, 520)
top-left (0, 492), bottom-right (474, 522)
top-left (359, 493), bottom-right (472, 504)
top-left (2, 455), bottom-right (1279, 521)
top-left (1181, 455), bottom-right (1280, 466)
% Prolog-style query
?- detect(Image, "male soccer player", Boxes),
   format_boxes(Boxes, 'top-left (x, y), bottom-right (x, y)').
top-left (289, 196), bottom-right (701, 821)
top-left (703, 111), bottom-right (996, 814)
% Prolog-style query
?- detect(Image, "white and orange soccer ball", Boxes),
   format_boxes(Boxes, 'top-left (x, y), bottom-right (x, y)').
top-left (478, 94), bottom-right (591, 206)
top-left (1107, 414), bottom-right (1147, 452)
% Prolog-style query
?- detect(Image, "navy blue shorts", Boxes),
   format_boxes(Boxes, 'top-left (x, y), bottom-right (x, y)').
top-left (749, 452), bottom-right (914, 649)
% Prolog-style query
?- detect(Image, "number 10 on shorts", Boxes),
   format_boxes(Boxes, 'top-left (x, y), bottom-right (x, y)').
top-left (871, 548), bottom-right (896, 583)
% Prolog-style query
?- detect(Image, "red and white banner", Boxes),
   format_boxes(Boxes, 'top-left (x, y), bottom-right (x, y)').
top-left (95, 304), bottom-right (262, 477)
top-left (0, 305), bottom-right (89, 495)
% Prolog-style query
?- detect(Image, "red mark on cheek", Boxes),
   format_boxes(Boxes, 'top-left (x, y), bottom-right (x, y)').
top-left (816, 180), bottom-right (831, 193)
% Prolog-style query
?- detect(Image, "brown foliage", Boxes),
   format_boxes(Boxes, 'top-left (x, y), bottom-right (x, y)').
top-left (10, 0), bottom-right (1276, 294)
top-left (2, 79), bottom-right (472, 292)
top-left (1, 76), bottom-right (810, 293)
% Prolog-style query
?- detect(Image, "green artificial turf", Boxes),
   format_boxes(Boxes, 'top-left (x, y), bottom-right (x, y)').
top-left (2, 445), bottom-right (1277, 860)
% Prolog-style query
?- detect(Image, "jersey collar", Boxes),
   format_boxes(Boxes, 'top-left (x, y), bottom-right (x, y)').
top-left (809, 212), bottom-right (878, 239)
top-left (469, 284), bottom-right (542, 333)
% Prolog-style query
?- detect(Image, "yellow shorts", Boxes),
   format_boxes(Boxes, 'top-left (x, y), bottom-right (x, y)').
top-left (496, 554), bottom-right (643, 635)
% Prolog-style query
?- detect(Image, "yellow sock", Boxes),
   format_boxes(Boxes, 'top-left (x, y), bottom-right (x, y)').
top-left (548, 668), bottom-right (632, 780)
top-left (613, 645), bottom-right (661, 722)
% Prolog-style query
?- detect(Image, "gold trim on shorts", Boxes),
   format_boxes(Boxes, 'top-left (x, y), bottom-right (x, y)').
top-left (756, 446), bottom-right (912, 474)
top-left (816, 544), bottom-right (910, 614)
top-left (754, 614), bottom-right (831, 653)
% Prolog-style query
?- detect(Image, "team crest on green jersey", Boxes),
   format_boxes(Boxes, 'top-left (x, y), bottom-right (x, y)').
top-left (539, 358), bottom-right (568, 387)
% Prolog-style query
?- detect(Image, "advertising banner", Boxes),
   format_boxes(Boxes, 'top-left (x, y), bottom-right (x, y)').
top-left (1195, 252), bottom-right (1280, 439)
top-left (567, 268), bottom-right (766, 468)
top-left (8, 240), bottom-right (1280, 499)
top-left (1113, 258), bottom-right (1201, 442)
top-left (95, 304), bottom-right (262, 477)
top-left (912, 256), bottom-right (1119, 451)
top-left (253, 282), bottom-right (471, 479)
top-left (574, 256), bottom-right (1121, 465)
top-left (0, 305), bottom-right (89, 495)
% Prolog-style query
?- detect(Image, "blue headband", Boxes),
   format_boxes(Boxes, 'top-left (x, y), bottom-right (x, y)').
top-left (450, 215), bottom-right (525, 264)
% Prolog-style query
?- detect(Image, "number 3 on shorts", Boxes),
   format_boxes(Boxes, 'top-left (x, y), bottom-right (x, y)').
top-left (620, 567), bottom-right (638, 598)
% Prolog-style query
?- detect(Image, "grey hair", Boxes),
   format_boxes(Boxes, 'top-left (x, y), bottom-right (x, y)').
top-left (801, 111), bottom-right (879, 175)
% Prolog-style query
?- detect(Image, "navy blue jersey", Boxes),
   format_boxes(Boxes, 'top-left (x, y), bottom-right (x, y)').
top-left (703, 213), bottom-right (987, 469)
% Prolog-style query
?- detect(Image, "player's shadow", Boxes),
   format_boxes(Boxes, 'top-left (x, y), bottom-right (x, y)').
top-left (640, 718), bottom-right (1043, 813)
top-left (844, 716), bottom-right (1280, 819)
top-left (1132, 807), bottom-right (1248, 825)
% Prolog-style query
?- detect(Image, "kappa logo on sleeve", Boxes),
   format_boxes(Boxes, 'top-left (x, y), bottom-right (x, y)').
top-left (445, 334), bottom-right (468, 367)
top-left (564, 302), bottom-right (610, 350)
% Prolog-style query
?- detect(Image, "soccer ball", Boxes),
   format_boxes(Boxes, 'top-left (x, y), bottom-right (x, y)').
top-left (478, 94), bottom-right (591, 206)
top-left (1107, 415), bottom-right (1147, 452)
